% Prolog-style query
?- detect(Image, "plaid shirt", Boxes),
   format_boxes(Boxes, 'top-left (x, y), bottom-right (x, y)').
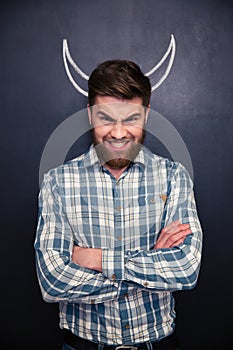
top-left (35, 145), bottom-right (202, 345)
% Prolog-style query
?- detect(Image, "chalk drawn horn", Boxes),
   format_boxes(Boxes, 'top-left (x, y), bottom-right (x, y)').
top-left (62, 39), bottom-right (89, 97)
top-left (145, 34), bottom-right (176, 91)
top-left (62, 34), bottom-right (176, 96)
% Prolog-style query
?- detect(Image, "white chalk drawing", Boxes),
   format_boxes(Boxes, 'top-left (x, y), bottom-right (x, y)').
top-left (62, 35), bottom-right (176, 96)
top-left (40, 35), bottom-right (193, 184)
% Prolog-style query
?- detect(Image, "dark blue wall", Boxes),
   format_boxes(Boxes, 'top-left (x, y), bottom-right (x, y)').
top-left (1, 0), bottom-right (232, 349)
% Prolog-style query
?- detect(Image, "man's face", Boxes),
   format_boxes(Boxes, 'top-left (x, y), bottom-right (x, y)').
top-left (89, 96), bottom-right (149, 170)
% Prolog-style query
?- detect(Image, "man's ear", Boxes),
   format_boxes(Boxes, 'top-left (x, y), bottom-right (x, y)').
top-left (145, 104), bottom-right (150, 124)
top-left (87, 104), bottom-right (92, 125)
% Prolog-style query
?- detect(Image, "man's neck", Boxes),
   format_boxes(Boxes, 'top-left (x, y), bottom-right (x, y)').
top-left (103, 163), bottom-right (129, 179)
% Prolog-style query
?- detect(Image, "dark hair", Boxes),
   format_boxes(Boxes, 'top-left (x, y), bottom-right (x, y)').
top-left (88, 60), bottom-right (151, 106)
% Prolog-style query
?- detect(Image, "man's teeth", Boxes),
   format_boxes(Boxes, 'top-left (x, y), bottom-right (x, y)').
top-left (109, 141), bottom-right (128, 148)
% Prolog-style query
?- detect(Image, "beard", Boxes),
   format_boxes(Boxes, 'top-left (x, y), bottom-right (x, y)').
top-left (92, 129), bottom-right (146, 170)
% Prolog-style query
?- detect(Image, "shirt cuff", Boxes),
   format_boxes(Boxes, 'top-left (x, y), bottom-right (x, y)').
top-left (102, 249), bottom-right (125, 281)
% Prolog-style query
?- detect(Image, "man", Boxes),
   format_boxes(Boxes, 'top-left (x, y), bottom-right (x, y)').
top-left (35, 60), bottom-right (202, 350)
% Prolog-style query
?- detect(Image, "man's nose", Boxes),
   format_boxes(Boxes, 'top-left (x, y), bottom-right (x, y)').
top-left (110, 121), bottom-right (127, 138)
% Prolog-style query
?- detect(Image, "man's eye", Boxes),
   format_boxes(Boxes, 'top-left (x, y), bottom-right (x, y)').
top-left (100, 115), bottom-right (113, 122)
top-left (124, 116), bottom-right (140, 124)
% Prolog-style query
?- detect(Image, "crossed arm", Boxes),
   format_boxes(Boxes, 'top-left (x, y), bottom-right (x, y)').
top-left (35, 165), bottom-right (202, 303)
top-left (72, 220), bottom-right (192, 272)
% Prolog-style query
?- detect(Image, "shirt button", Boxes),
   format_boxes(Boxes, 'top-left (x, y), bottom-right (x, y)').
top-left (116, 206), bottom-right (122, 211)
top-left (144, 281), bottom-right (149, 287)
top-left (125, 324), bottom-right (130, 329)
top-left (117, 235), bottom-right (122, 240)
top-left (150, 198), bottom-right (155, 204)
top-left (111, 274), bottom-right (117, 280)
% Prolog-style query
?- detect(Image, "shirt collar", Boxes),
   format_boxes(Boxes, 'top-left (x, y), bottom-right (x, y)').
top-left (83, 144), bottom-right (100, 168)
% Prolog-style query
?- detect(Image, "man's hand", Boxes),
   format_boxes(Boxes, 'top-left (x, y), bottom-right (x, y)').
top-left (72, 246), bottom-right (102, 272)
top-left (154, 220), bottom-right (192, 249)
top-left (72, 221), bottom-right (190, 270)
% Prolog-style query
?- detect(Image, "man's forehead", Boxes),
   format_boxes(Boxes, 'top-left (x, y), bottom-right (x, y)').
top-left (92, 101), bottom-right (145, 116)
top-left (94, 95), bottom-right (143, 105)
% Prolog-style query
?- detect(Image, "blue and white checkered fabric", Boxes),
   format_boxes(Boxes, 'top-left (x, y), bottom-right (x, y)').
top-left (35, 145), bottom-right (202, 345)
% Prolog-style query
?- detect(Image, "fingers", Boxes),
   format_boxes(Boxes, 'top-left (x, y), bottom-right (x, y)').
top-left (172, 237), bottom-right (187, 247)
top-left (154, 222), bottom-right (192, 249)
top-left (167, 223), bottom-right (190, 235)
top-left (162, 220), bottom-right (180, 233)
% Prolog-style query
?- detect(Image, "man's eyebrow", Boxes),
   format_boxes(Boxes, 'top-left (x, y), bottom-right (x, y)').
top-left (123, 112), bottom-right (142, 120)
top-left (95, 109), bottom-right (143, 121)
top-left (97, 110), bottom-right (110, 114)
top-left (96, 111), bottom-right (112, 117)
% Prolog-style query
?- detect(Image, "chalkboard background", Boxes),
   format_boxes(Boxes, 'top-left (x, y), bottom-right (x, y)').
top-left (1, 0), bottom-right (232, 349)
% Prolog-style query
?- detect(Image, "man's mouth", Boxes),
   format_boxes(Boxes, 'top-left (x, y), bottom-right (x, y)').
top-left (104, 139), bottom-right (131, 150)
